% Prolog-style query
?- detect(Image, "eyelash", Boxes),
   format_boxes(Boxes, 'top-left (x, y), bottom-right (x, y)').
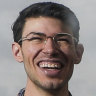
top-left (57, 38), bottom-right (70, 43)
top-left (28, 37), bottom-right (43, 41)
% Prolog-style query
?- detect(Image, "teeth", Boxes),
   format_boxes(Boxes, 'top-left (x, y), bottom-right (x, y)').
top-left (39, 62), bottom-right (61, 69)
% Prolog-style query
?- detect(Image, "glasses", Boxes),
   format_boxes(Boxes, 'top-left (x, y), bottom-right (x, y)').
top-left (18, 32), bottom-right (78, 46)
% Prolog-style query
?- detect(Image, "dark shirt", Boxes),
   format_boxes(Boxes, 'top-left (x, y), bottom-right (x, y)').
top-left (18, 88), bottom-right (72, 96)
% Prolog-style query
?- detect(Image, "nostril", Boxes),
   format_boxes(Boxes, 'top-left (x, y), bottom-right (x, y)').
top-left (42, 49), bottom-right (59, 57)
top-left (42, 46), bottom-right (59, 57)
top-left (51, 52), bottom-right (59, 57)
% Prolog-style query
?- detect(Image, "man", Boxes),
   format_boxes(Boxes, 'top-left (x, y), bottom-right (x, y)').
top-left (12, 2), bottom-right (84, 96)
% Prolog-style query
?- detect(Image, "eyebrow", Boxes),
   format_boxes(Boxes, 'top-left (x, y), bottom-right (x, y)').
top-left (27, 31), bottom-right (71, 35)
top-left (26, 32), bottom-right (46, 37)
top-left (26, 32), bottom-right (75, 38)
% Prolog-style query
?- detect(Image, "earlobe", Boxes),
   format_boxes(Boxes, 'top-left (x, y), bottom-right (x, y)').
top-left (74, 44), bottom-right (84, 64)
top-left (12, 42), bottom-right (23, 63)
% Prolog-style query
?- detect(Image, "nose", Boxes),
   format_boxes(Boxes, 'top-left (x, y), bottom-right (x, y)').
top-left (42, 38), bottom-right (59, 56)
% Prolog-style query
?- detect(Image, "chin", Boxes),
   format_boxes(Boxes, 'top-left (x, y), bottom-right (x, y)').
top-left (33, 78), bottom-right (67, 92)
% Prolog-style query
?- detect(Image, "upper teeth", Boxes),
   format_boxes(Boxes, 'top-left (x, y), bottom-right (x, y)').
top-left (39, 62), bottom-right (61, 69)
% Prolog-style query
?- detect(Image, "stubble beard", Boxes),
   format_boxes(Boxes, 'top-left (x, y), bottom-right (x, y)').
top-left (31, 78), bottom-right (67, 93)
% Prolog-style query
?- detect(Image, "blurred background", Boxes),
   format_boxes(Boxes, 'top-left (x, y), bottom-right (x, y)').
top-left (0, 0), bottom-right (96, 96)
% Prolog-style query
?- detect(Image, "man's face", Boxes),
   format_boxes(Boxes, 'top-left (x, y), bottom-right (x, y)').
top-left (18, 17), bottom-right (79, 90)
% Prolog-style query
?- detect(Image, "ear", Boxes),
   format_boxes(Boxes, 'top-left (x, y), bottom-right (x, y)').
top-left (74, 44), bottom-right (84, 64)
top-left (12, 42), bottom-right (23, 63)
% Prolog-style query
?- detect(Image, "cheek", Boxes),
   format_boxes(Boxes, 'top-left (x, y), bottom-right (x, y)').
top-left (22, 44), bottom-right (42, 64)
top-left (22, 44), bottom-right (42, 74)
top-left (60, 46), bottom-right (76, 61)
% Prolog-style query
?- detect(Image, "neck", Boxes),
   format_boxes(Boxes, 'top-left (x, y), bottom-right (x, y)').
top-left (24, 78), bottom-right (69, 96)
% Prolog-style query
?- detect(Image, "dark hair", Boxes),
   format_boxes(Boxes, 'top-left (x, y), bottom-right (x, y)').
top-left (12, 2), bottom-right (80, 44)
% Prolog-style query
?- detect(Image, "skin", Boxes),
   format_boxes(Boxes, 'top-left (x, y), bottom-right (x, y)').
top-left (12, 17), bottom-right (84, 96)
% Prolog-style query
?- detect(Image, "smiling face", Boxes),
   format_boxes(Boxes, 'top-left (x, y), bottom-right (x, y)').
top-left (12, 17), bottom-right (83, 91)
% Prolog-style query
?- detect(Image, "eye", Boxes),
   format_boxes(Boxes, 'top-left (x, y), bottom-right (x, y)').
top-left (28, 37), bottom-right (43, 41)
top-left (57, 38), bottom-right (70, 43)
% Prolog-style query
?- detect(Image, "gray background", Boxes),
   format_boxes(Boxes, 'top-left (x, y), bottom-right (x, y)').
top-left (0, 0), bottom-right (96, 96)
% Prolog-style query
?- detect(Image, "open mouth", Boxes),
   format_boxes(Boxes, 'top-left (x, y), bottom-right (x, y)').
top-left (37, 60), bottom-right (65, 77)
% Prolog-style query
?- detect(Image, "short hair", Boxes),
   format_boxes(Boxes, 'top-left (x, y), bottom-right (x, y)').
top-left (12, 2), bottom-right (80, 45)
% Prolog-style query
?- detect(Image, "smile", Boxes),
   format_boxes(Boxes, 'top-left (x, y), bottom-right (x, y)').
top-left (39, 62), bottom-right (62, 69)
top-left (37, 59), bottom-right (65, 77)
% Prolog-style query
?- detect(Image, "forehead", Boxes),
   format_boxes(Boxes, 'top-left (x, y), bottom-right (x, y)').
top-left (22, 17), bottom-right (72, 36)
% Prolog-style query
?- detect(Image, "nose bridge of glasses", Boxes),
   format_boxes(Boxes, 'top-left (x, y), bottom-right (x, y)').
top-left (44, 36), bottom-right (56, 45)
top-left (42, 36), bottom-right (60, 55)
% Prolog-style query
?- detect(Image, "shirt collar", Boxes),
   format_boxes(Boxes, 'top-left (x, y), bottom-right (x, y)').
top-left (18, 88), bottom-right (72, 96)
top-left (17, 88), bottom-right (25, 96)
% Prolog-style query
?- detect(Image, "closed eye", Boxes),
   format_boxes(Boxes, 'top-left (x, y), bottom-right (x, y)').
top-left (57, 38), bottom-right (70, 43)
top-left (28, 37), bottom-right (43, 41)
